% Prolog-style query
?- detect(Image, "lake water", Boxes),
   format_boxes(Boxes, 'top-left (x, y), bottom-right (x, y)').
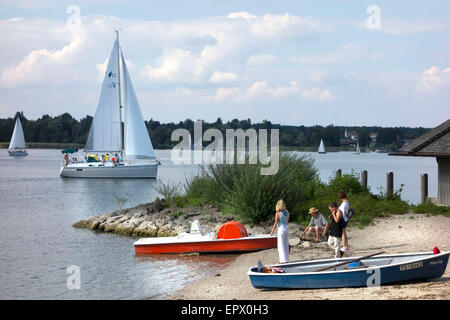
top-left (0, 149), bottom-right (437, 299)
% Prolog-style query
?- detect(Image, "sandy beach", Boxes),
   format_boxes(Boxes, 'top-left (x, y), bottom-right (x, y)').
top-left (170, 213), bottom-right (450, 300)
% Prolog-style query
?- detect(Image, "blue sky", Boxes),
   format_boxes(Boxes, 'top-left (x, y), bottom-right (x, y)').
top-left (0, 0), bottom-right (449, 127)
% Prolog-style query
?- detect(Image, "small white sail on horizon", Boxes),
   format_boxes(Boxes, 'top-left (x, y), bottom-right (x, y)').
top-left (8, 117), bottom-right (28, 156)
top-left (355, 140), bottom-right (361, 154)
top-left (318, 139), bottom-right (326, 154)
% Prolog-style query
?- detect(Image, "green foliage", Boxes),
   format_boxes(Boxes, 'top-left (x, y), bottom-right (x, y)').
top-left (151, 197), bottom-right (169, 212)
top-left (171, 211), bottom-right (185, 219)
top-left (185, 153), bottom-right (318, 223)
top-left (291, 171), bottom-right (410, 228)
top-left (412, 202), bottom-right (450, 217)
top-left (327, 171), bottom-right (366, 194)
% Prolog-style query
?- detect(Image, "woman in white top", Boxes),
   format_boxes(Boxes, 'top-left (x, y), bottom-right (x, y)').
top-left (338, 191), bottom-right (350, 253)
top-left (270, 199), bottom-right (289, 264)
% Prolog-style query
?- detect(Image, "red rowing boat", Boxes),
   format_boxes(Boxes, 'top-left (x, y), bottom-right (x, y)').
top-left (134, 220), bottom-right (277, 254)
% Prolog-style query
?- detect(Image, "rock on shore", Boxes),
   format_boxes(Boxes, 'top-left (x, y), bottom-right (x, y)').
top-left (73, 199), bottom-right (306, 238)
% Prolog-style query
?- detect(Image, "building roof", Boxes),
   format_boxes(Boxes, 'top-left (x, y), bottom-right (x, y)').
top-left (390, 118), bottom-right (450, 158)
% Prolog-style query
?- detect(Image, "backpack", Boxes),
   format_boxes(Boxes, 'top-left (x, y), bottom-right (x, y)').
top-left (346, 207), bottom-right (355, 219)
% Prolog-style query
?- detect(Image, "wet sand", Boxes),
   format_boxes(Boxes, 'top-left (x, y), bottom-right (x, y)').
top-left (170, 213), bottom-right (450, 300)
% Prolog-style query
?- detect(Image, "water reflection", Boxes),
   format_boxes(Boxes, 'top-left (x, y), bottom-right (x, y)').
top-left (134, 254), bottom-right (237, 299)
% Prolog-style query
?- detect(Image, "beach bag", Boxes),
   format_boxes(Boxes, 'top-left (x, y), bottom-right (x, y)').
top-left (346, 207), bottom-right (355, 219)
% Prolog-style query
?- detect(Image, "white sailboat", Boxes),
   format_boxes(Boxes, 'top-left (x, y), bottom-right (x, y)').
top-left (60, 32), bottom-right (159, 178)
top-left (8, 117), bottom-right (28, 156)
top-left (318, 139), bottom-right (326, 154)
top-left (355, 140), bottom-right (361, 154)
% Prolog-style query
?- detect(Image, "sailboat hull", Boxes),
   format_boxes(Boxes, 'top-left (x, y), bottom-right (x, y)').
top-left (60, 162), bottom-right (158, 178)
top-left (8, 150), bottom-right (28, 156)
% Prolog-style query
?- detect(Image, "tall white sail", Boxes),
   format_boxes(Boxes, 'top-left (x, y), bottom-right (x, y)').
top-left (318, 139), bottom-right (326, 153)
top-left (121, 53), bottom-right (156, 160)
top-left (85, 38), bottom-right (122, 152)
top-left (355, 141), bottom-right (360, 154)
top-left (9, 117), bottom-right (26, 150)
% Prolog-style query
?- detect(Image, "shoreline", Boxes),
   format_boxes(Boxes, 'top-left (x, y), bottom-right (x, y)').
top-left (169, 213), bottom-right (450, 300)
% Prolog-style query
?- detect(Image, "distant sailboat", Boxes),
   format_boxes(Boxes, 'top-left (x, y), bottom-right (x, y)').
top-left (318, 139), bottom-right (326, 154)
top-left (8, 116), bottom-right (28, 156)
top-left (60, 31), bottom-right (159, 178)
top-left (355, 140), bottom-right (360, 154)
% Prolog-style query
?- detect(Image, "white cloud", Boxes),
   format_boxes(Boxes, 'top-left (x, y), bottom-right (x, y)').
top-left (141, 47), bottom-right (207, 83)
top-left (211, 81), bottom-right (303, 103)
top-left (209, 71), bottom-right (238, 83)
top-left (245, 54), bottom-right (278, 67)
top-left (301, 88), bottom-right (334, 102)
top-left (291, 43), bottom-right (366, 65)
top-left (140, 11), bottom-right (326, 84)
top-left (417, 66), bottom-right (450, 93)
top-left (0, 33), bottom-right (84, 87)
top-left (210, 80), bottom-right (336, 103)
top-left (0, 11), bottom-right (328, 88)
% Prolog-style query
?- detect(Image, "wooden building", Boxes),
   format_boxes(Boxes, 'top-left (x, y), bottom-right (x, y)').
top-left (390, 119), bottom-right (450, 205)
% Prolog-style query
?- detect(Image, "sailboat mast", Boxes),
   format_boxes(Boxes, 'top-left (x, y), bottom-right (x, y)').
top-left (116, 30), bottom-right (124, 152)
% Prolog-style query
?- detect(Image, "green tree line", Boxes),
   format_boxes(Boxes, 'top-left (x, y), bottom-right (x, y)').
top-left (0, 112), bottom-right (429, 151)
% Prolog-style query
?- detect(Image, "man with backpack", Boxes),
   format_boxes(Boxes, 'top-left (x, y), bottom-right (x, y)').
top-left (338, 191), bottom-right (352, 254)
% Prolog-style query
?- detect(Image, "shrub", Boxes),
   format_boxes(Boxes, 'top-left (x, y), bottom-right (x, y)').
top-left (185, 153), bottom-right (318, 223)
top-left (327, 171), bottom-right (366, 195)
top-left (412, 202), bottom-right (450, 217)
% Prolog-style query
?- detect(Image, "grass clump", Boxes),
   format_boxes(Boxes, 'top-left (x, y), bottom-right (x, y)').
top-left (412, 201), bottom-right (450, 217)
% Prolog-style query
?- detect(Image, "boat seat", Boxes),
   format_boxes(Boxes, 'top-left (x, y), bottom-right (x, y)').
top-left (360, 258), bottom-right (393, 267)
top-left (177, 220), bottom-right (214, 239)
top-left (190, 220), bottom-right (204, 234)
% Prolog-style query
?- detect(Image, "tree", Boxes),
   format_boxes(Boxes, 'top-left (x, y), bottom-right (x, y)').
top-left (358, 129), bottom-right (371, 147)
top-left (297, 132), bottom-right (307, 146)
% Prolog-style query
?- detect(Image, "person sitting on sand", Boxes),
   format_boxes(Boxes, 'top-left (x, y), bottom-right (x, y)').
top-left (270, 199), bottom-right (290, 264)
top-left (301, 207), bottom-right (328, 243)
top-left (323, 202), bottom-right (344, 258)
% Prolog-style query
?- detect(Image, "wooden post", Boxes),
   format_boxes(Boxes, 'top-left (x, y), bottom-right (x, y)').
top-left (361, 170), bottom-right (368, 189)
top-left (421, 173), bottom-right (428, 204)
top-left (387, 172), bottom-right (394, 198)
top-left (336, 169), bottom-right (342, 178)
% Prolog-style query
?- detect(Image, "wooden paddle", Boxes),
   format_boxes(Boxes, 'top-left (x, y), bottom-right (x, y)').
top-left (315, 251), bottom-right (385, 272)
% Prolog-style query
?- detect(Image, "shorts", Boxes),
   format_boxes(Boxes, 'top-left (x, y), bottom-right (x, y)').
top-left (342, 220), bottom-right (348, 229)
